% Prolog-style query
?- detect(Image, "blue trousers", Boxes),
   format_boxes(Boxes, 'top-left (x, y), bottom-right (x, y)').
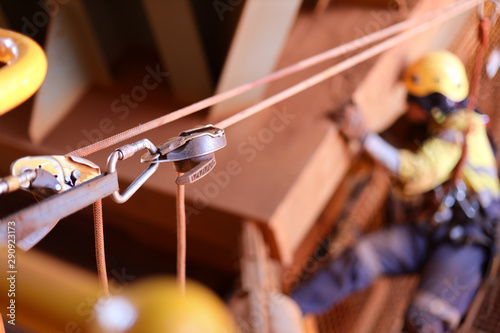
top-left (291, 224), bottom-right (489, 332)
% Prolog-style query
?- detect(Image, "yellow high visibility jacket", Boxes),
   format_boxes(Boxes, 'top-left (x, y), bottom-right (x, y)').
top-left (398, 110), bottom-right (500, 206)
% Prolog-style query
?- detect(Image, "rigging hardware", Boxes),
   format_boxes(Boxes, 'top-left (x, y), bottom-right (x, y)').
top-left (107, 139), bottom-right (160, 203)
top-left (141, 125), bottom-right (226, 185)
top-left (0, 155), bottom-right (101, 250)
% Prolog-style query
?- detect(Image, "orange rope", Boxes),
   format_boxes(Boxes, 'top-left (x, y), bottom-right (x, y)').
top-left (452, 16), bottom-right (491, 185)
top-left (94, 199), bottom-right (109, 297)
top-left (67, 0), bottom-right (478, 158)
top-left (176, 173), bottom-right (186, 295)
top-left (468, 17), bottom-right (491, 111)
top-left (215, 0), bottom-right (478, 129)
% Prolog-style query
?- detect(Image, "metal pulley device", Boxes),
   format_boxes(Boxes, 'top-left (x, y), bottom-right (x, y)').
top-left (141, 125), bottom-right (226, 185)
top-left (141, 125), bottom-right (226, 294)
top-left (7, 155), bottom-right (100, 197)
top-left (0, 155), bottom-right (102, 250)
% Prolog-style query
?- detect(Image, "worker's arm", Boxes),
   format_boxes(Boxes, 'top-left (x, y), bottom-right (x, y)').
top-left (335, 103), bottom-right (402, 175)
top-left (364, 131), bottom-right (463, 195)
top-left (363, 133), bottom-right (401, 174)
top-left (397, 134), bottom-right (463, 195)
top-left (335, 104), bottom-right (463, 195)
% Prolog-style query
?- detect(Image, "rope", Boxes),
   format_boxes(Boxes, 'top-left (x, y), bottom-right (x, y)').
top-left (452, 16), bottom-right (491, 186)
top-left (93, 199), bottom-right (109, 297)
top-left (67, 0), bottom-right (478, 157)
top-left (215, 0), bottom-right (479, 129)
top-left (176, 173), bottom-right (186, 295)
top-left (468, 17), bottom-right (491, 110)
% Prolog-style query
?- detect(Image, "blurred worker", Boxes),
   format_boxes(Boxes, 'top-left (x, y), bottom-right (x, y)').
top-left (90, 276), bottom-right (236, 333)
top-left (291, 50), bottom-right (500, 333)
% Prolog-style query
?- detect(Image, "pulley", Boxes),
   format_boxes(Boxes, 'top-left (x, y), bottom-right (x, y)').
top-left (141, 125), bottom-right (226, 185)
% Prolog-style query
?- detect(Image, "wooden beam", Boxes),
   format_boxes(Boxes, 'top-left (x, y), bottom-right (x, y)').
top-left (29, 0), bottom-right (111, 144)
top-left (209, 0), bottom-right (302, 122)
top-left (142, 0), bottom-right (213, 103)
top-left (353, 0), bottom-right (472, 132)
top-left (268, 127), bottom-right (352, 264)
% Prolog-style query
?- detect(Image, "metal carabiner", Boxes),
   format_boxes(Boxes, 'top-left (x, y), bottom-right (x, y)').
top-left (107, 139), bottom-right (160, 204)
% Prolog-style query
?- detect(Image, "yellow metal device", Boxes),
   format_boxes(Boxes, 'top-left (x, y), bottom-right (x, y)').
top-left (0, 28), bottom-right (47, 115)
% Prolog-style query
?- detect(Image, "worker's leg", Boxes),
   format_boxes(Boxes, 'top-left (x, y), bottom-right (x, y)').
top-left (291, 224), bottom-right (429, 314)
top-left (404, 242), bottom-right (488, 333)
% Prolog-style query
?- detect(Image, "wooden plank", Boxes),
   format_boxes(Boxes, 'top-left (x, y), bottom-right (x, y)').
top-left (269, 127), bottom-right (351, 264)
top-left (29, 0), bottom-right (111, 144)
top-left (351, 278), bottom-right (391, 333)
top-left (240, 222), bottom-right (273, 333)
top-left (353, 0), bottom-right (472, 132)
top-left (236, 221), bottom-right (305, 333)
top-left (209, 0), bottom-right (302, 122)
top-left (282, 158), bottom-right (376, 292)
top-left (142, 0), bottom-right (213, 103)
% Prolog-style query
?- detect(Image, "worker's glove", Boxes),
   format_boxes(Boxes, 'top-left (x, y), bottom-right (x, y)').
top-left (331, 103), bottom-right (368, 142)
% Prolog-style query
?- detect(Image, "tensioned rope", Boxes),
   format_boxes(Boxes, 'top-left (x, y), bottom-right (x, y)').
top-left (68, 0), bottom-right (480, 158)
top-left (214, 0), bottom-right (480, 129)
top-left (176, 172), bottom-right (186, 294)
top-left (451, 12), bottom-right (491, 198)
top-left (93, 199), bottom-right (109, 297)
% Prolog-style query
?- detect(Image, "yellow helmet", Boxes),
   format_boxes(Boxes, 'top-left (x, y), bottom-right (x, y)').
top-left (403, 51), bottom-right (469, 115)
top-left (90, 277), bottom-right (236, 333)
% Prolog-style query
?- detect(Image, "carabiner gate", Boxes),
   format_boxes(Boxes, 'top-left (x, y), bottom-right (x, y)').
top-left (107, 139), bottom-right (160, 204)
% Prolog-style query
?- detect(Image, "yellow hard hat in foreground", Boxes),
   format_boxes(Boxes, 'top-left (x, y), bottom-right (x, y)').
top-left (91, 277), bottom-right (236, 333)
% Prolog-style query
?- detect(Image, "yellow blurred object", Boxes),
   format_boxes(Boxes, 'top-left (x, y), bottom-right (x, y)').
top-left (90, 276), bottom-right (236, 333)
top-left (0, 28), bottom-right (47, 116)
top-left (403, 50), bottom-right (469, 102)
